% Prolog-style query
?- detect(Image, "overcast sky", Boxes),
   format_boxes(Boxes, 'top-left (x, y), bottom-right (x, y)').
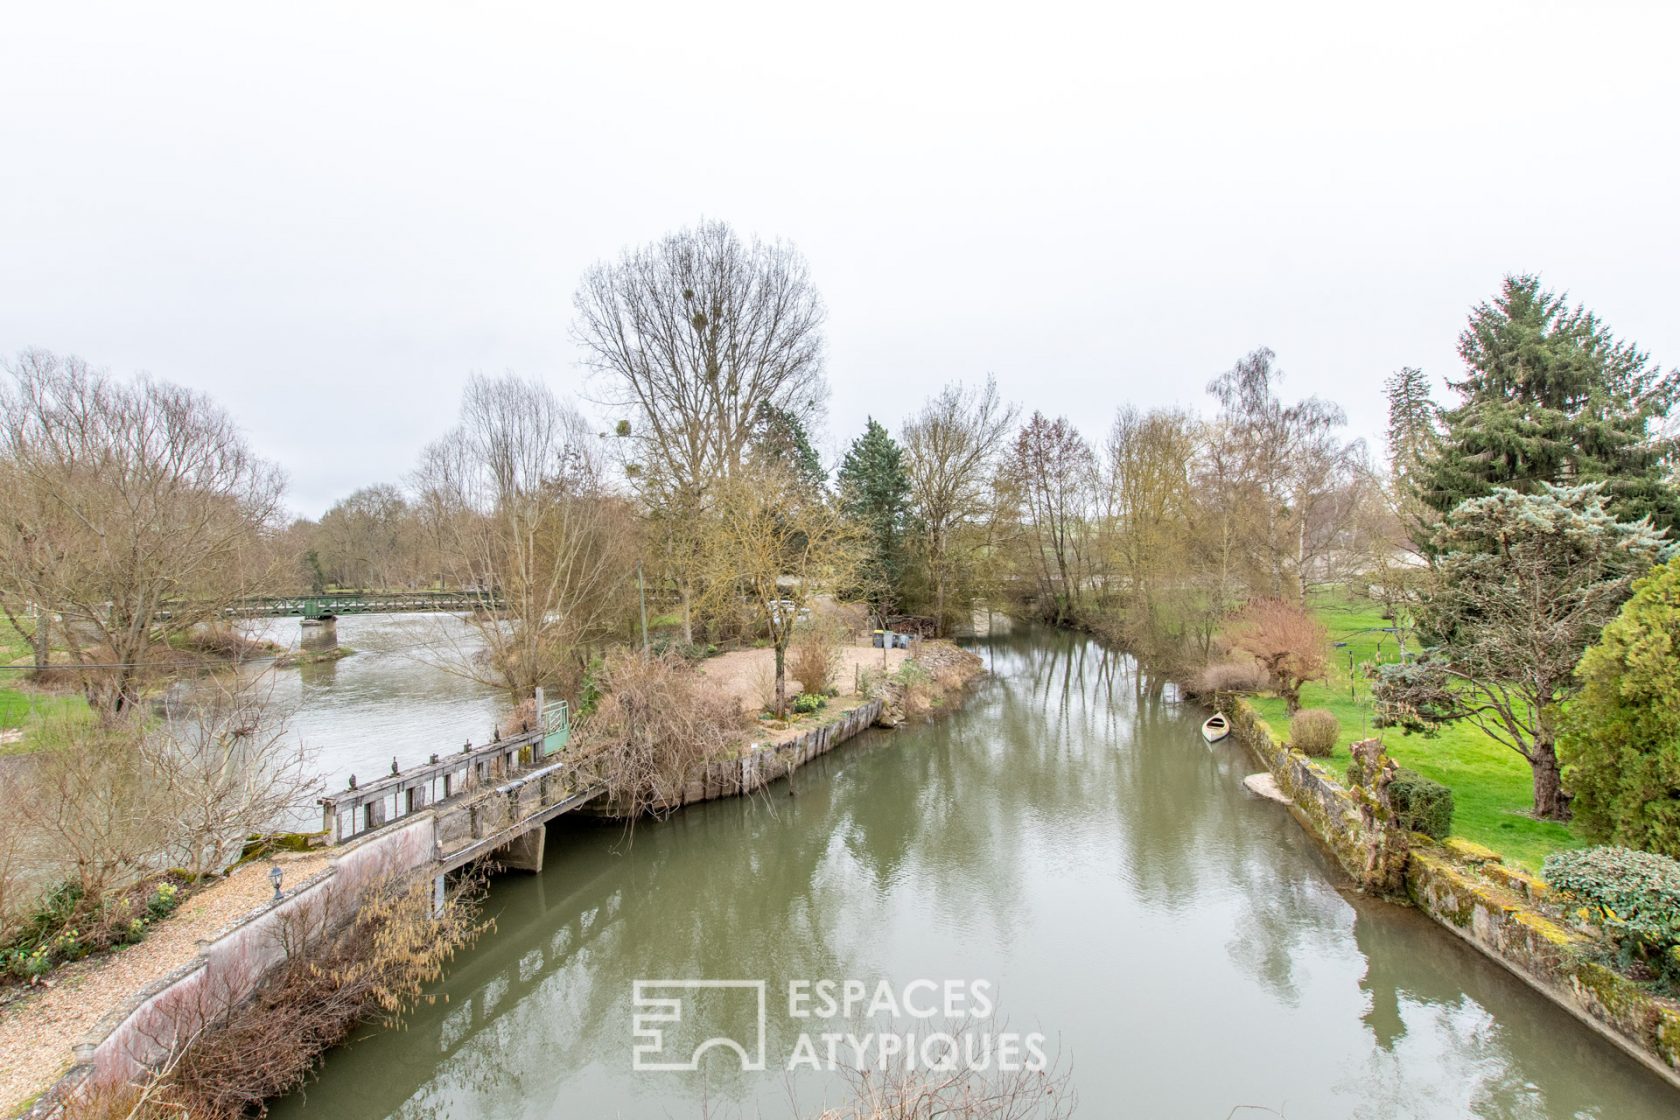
top-left (3, 1), bottom-right (1676, 517)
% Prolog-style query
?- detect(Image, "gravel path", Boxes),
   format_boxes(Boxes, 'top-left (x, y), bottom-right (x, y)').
top-left (0, 851), bottom-right (330, 1118)
top-left (698, 642), bottom-right (907, 714)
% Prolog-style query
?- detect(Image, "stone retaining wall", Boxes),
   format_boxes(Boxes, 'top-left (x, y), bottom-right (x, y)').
top-left (31, 817), bottom-right (438, 1116)
top-left (1222, 696), bottom-right (1378, 885)
top-left (1407, 841), bottom-right (1680, 1086)
top-left (1220, 694), bottom-right (1680, 1090)
top-left (33, 698), bottom-right (888, 1115)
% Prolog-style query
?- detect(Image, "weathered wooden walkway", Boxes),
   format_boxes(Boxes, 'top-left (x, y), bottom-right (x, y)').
top-left (317, 699), bottom-right (598, 874)
top-left (41, 697), bottom-right (885, 1110)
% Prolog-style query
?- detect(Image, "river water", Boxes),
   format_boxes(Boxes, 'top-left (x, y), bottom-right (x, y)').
top-left (269, 626), bottom-right (1678, 1119)
top-left (239, 612), bottom-right (508, 798)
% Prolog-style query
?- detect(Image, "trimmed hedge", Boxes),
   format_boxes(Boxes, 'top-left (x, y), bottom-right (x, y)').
top-left (1543, 846), bottom-right (1680, 983)
top-left (1390, 767), bottom-right (1454, 839)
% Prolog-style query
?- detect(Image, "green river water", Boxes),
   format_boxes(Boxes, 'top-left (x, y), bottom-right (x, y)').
top-left (268, 626), bottom-right (1679, 1119)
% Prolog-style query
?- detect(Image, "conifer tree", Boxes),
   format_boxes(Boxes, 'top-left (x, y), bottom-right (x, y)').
top-left (1416, 276), bottom-right (1679, 535)
top-left (837, 417), bottom-right (911, 619)
top-left (1384, 366), bottom-right (1439, 481)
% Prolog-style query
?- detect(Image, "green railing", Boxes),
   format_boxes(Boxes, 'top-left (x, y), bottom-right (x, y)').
top-left (227, 591), bottom-right (503, 619)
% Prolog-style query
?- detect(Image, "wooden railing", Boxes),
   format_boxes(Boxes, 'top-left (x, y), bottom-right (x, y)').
top-left (319, 726), bottom-right (546, 844)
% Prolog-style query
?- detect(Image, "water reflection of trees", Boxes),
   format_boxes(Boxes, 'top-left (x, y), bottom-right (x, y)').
top-left (277, 629), bottom-right (1680, 1120)
top-left (1346, 895), bottom-right (1675, 1119)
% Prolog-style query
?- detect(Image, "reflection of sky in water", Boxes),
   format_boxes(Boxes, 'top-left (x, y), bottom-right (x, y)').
top-left (271, 631), bottom-right (1678, 1120)
top-left (232, 612), bottom-right (505, 796)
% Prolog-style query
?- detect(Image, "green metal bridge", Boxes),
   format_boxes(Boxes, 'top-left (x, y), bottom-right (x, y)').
top-left (229, 591), bottom-right (502, 620)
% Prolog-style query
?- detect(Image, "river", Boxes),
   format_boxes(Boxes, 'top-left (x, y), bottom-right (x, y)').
top-left (237, 612), bottom-right (509, 797)
top-left (267, 626), bottom-right (1678, 1119)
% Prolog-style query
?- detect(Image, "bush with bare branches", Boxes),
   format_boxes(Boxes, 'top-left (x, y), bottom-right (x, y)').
top-left (5, 681), bottom-right (316, 973)
top-left (572, 651), bottom-right (748, 818)
top-left (805, 1020), bottom-right (1073, 1120)
top-left (1192, 659), bottom-right (1267, 696)
top-left (790, 613), bottom-right (848, 699)
top-left (814, 1065), bottom-right (1074, 1120)
top-left (65, 869), bottom-right (487, 1120)
top-left (1289, 708), bottom-right (1340, 757)
top-left (1222, 598), bottom-right (1329, 714)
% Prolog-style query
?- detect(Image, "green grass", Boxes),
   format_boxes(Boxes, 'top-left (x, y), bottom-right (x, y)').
top-left (0, 624), bottom-right (94, 748)
top-left (1246, 596), bottom-right (1583, 872)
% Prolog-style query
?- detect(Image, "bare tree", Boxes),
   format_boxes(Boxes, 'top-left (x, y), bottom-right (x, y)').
top-left (0, 350), bottom-right (285, 720)
top-left (1096, 407), bottom-right (1202, 666)
top-left (146, 679), bottom-right (321, 880)
top-left (901, 376), bottom-right (1018, 635)
top-left (313, 484), bottom-right (421, 590)
top-left (411, 374), bottom-right (637, 701)
top-left (1224, 597), bottom-right (1330, 714)
top-left (574, 220), bottom-right (828, 641)
top-left (701, 459), bottom-right (861, 716)
top-left (1008, 413), bottom-right (1097, 626)
top-left (1205, 349), bottom-right (1360, 602)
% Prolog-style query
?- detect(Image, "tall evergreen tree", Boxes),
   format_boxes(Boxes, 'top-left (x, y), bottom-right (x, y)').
top-left (751, 402), bottom-right (827, 494)
top-left (837, 417), bottom-right (911, 619)
top-left (1384, 366), bottom-right (1439, 481)
top-left (1373, 484), bottom-right (1672, 819)
top-left (1416, 275), bottom-right (1679, 535)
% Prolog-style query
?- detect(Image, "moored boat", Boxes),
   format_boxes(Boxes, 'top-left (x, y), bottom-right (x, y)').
top-left (1201, 713), bottom-right (1230, 743)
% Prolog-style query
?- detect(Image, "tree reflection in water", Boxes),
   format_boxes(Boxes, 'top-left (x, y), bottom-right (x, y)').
top-left (272, 630), bottom-right (1680, 1120)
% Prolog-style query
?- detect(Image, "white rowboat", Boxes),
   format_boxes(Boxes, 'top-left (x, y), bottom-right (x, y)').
top-left (1201, 714), bottom-right (1230, 743)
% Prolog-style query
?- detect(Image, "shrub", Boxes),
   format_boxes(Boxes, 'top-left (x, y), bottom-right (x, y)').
top-left (789, 615), bottom-right (845, 698)
top-left (1542, 846), bottom-right (1680, 983)
top-left (1223, 599), bottom-right (1329, 714)
top-left (792, 692), bottom-right (827, 715)
top-left (5, 945), bottom-right (51, 980)
top-left (1560, 555), bottom-right (1680, 859)
top-left (1389, 768), bottom-right (1454, 839)
top-left (1194, 659), bottom-right (1267, 695)
top-left (572, 651), bottom-right (748, 819)
top-left (147, 881), bottom-right (180, 920)
top-left (646, 637), bottom-right (717, 663)
top-left (78, 870), bottom-right (490, 1120)
top-left (1289, 709), bottom-right (1339, 758)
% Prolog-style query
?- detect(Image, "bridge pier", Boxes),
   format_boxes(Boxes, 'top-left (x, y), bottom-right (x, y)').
top-left (495, 824), bottom-right (545, 873)
top-left (300, 616), bottom-right (338, 652)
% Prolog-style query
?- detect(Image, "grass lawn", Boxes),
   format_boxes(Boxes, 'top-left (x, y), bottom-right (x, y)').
top-left (0, 624), bottom-right (94, 749)
top-left (1245, 596), bottom-right (1583, 872)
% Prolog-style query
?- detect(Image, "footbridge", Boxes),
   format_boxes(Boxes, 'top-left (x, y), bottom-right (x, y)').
top-left (230, 590), bottom-right (501, 620)
top-left (317, 693), bottom-right (601, 874)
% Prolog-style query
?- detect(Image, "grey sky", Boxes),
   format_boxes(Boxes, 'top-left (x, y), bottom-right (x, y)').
top-left (4, 1), bottom-right (1676, 518)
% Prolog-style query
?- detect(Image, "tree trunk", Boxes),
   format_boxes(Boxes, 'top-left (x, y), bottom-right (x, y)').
top-left (1530, 738), bottom-right (1572, 820)
top-left (774, 640), bottom-right (787, 718)
top-left (33, 607), bottom-right (49, 672)
top-left (1294, 515), bottom-right (1308, 604)
top-left (933, 532), bottom-right (947, 639)
top-left (1281, 679), bottom-right (1302, 715)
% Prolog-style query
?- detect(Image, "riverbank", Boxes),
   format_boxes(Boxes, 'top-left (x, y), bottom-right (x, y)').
top-left (257, 628), bottom-right (1679, 1119)
top-left (0, 851), bottom-right (330, 1119)
top-left (1222, 693), bottom-right (1680, 1090)
top-left (1245, 596), bottom-right (1581, 870)
top-left (23, 641), bottom-right (985, 1119)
